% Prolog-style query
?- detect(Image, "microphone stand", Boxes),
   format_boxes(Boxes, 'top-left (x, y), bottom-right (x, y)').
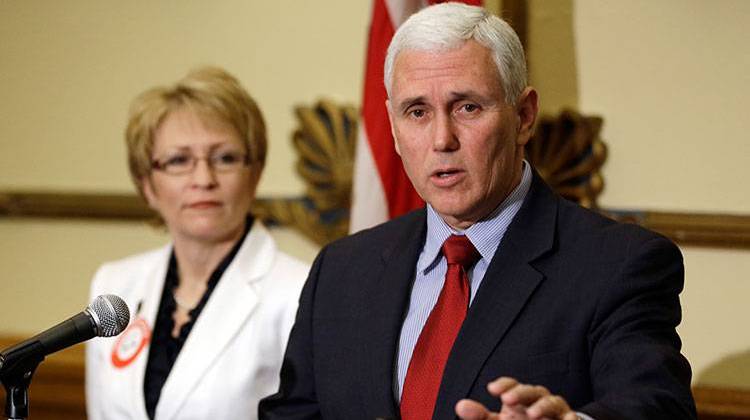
top-left (1, 342), bottom-right (46, 420)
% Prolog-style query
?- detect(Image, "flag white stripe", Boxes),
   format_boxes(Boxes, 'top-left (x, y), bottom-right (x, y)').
top-left (350, 125), bottom-right (389, 233)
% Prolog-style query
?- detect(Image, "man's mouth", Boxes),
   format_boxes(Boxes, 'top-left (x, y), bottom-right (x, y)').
top-left (433, 167), bottom-right (461, 177)
top-left (430, 168), bottom-right (464, 186)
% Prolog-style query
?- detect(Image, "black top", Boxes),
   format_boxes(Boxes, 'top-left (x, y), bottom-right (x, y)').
top-left (143, 219), bottom-right (252, 419)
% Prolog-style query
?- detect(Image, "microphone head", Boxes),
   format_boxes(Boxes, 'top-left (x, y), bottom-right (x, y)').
top-left (87, 295), bottom-right (130, 337)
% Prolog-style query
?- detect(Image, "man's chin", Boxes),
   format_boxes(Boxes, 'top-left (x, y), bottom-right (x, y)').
top-left (432, 206), bottom-right (480, 230)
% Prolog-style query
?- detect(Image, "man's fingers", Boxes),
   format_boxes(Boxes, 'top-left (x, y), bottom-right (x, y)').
top-left (501, 383), bottom-right (550, 406)
top-left (486, 377), bottom-right (519, 397)
top-left (561, 412), bottom-right (579, 420)
top-left (455, 398), bottom-right (498, 420)
top-left (484, 377), bottom-right (576, 420)
top-left (526, 394), bottom-right (572, 419)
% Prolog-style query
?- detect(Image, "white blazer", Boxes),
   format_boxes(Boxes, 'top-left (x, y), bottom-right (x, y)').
top-left (85, 220), bottom-right (309, 420)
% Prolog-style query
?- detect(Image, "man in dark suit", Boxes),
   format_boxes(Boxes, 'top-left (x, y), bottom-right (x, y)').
top-left (259, 3), bottom-right (695, 420)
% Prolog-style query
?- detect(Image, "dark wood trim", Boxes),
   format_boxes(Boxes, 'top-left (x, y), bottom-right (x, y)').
top-left (0, 191), bottom-right (152, 220)
top-left (693, 385), bottom-right (750, 419)
top-left (607, 209), bottom-right (750, 249)
top-left (0, 335), bottom-right (85, 419)
top-left (3, 190), bottom-right (750, 250)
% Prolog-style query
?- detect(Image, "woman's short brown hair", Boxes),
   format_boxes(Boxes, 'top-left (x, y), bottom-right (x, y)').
top-left (125, 66), bottom-right (266, 196)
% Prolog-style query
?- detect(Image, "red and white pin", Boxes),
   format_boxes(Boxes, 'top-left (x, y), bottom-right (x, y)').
top-left (111, 317), bottom-right (151, 369)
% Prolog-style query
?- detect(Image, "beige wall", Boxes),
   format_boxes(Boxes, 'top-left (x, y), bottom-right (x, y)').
top-left (0, 219), bottom-right (168, 334)
top-left (0, 1), bottom-right (369, 196)
top-left (1, 0), bottom-right (748, 390)
top-left (527, 0), bottom-right (579, 115)
top-left (571, 0), bottom-right (750, 389)
top-left (0, 1), bottom-right (364, 332)
top-left (574, 0), bottom-right (750, 213)
top-left (680, 246), bottom-right (750, 388)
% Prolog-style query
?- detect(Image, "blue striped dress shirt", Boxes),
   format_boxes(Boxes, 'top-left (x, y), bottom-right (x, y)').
top-left (395, 161), bottom-right (532, 398)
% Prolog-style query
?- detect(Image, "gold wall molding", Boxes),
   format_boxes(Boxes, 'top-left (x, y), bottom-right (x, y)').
top-left (607, 210), bottom-right (750, 250)
top-left (0, 191), bottom-right (152, 220)
top-left (3, 103), bottom-right (748, 249)
top-left (2, 190), bottom-right (750, 250)
top-left (694, 385), bottom-right (750, 420)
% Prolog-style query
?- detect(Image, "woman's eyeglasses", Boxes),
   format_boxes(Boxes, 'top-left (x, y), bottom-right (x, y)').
top-left (151, 150), bottom-right (250, 175)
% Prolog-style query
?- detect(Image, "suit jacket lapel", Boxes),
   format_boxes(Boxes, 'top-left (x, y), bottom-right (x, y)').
top-left (361, 210), bottom-right (427, 419)
top-left (155, 221), bottom-right (270, 420)
top-left (434, 173), bottom-right (559, 419)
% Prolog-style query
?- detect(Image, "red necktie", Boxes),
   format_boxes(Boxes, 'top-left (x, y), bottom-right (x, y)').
top-left (400, 234), bottom-right (481, 420)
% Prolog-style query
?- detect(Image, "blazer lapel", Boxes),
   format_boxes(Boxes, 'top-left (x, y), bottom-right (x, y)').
top-left (434, 173), bottom-right (559, 419)
top-left (360, 210), bottom-right (427, 419)
top-left (155, 221), bottom-right (270, 420)
top-left (127, 245), bottom-right (171, 420)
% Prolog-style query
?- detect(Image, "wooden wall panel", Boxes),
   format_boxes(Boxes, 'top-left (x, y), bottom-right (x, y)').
top-left (2, 335), bottom-right (749, 419)
top-left (0, 337), bottom-right (85, 419)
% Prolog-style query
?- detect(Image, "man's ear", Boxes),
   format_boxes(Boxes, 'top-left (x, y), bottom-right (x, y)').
top-left (515, 87), bottom-right (539, 147)
top-left (386, 99), bottom-right (401, 156)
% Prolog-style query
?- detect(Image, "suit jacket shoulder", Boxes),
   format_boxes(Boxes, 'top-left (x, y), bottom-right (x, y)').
top-left (325, 208), bottom-right (426, 259)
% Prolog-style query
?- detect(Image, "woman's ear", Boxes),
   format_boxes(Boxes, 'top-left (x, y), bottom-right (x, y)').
top-left (141, 177), bottom-right (159, 211)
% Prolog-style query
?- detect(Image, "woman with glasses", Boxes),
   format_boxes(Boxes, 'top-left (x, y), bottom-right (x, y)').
top-left (85, 67), bottom-right (309, 420)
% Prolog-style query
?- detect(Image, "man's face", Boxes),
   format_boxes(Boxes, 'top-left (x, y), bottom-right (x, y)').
top-left (387, 40), bottom-right (537, 230)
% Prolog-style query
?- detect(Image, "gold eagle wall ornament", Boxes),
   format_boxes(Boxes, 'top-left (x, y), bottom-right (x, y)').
top-left (253, 99), bottom-right (358, 245)
top-left (526, 109), bottom-right (607, 209)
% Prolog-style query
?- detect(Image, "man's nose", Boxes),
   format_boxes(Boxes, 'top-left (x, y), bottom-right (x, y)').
top-left (432, 112), bottom-right (459, 151)
top-left (190, 157), bottom-right (218, 188)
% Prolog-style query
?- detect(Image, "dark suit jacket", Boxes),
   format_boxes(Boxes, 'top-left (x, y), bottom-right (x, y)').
top-left (259, 173), bottom-right (696, 420)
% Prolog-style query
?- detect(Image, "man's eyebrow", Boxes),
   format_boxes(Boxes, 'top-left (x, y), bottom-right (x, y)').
top-left (396, 96), bottom-right (426, 113)
top-left (448, 90), bottom-right (492, 102)
top-left (394, 90), bottom-right (498, 113)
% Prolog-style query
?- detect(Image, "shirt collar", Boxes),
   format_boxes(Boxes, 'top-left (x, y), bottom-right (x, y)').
top-left (417, 161), bottom-right (532, 273)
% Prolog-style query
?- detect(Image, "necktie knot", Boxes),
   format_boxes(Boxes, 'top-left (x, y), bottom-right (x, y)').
top-left (442, 234), bottom-right (480, 269)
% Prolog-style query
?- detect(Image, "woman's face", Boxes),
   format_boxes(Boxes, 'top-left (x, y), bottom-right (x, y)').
top-left (142, 107), bottom-right (260, 245)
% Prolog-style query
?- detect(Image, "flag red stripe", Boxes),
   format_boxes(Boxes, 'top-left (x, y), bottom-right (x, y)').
top-left (362, 0), bottom-right (424, 219)
top-left (357, 0), bottom-right (484, 224)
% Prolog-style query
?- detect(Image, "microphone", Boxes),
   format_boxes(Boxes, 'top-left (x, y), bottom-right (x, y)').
top-left (0, 294), bottom-right (130, 376)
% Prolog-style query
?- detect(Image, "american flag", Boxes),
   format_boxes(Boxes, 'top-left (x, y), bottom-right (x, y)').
top-left (350, 0), bottom-right (483, 233)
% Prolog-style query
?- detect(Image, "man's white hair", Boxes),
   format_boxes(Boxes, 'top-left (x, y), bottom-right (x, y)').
top-left (384, 2), bottom-right (527, 105)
